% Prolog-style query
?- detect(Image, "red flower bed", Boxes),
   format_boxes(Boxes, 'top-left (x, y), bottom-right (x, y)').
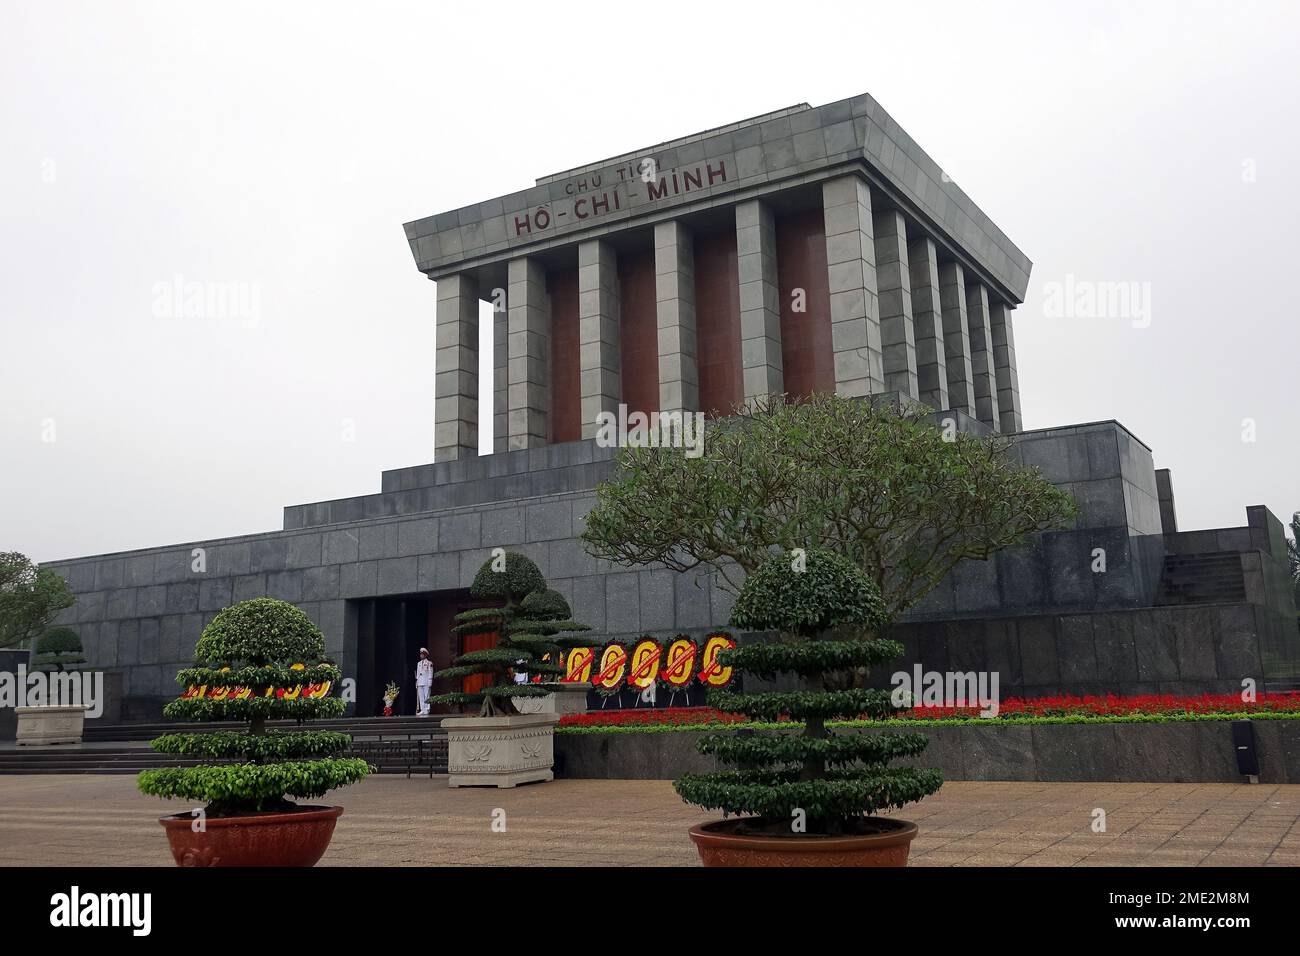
top-left (903, 692), bottom-right (1300, 720)
top-left (557, 693), bottom-right (1300, 727)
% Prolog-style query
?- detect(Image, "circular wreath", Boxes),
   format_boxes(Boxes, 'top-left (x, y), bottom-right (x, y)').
top-left (592, 642), bottom-right (628, 698)
top-left (696, 631), bottom-right (737, 689)
top-left (657, 636), bottom-right (698, 692)
top-left (625, 637), bottom-right (662, 693)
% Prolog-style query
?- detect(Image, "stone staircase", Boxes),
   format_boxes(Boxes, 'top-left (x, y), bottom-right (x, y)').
top-left (1156, 552), bottom-right (1247, 605)
top-left (1, 716), bottom-right (449, 776)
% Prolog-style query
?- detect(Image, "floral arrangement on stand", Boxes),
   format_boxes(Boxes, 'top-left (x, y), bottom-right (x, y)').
top-left (382, 681), bottom-right (400, 717)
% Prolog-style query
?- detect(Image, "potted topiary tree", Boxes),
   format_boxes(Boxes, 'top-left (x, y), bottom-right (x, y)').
top-left (16, 627), bottom-right (89, 746)
top-left (137, 598), bottom-right (369, 867)
top-left (433, 552), bottom-right (564, 787)
top-left (676, 548), bottom-right (943, 867)
top-left (507, 588), bottom-right (592, 716)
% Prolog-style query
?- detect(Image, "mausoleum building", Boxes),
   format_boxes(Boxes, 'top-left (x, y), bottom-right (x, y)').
top-left (37, 93), bottom-right (1299, 723)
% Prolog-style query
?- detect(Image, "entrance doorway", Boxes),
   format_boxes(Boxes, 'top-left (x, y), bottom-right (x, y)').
top-left (352, 590), bottom-right (500, 717)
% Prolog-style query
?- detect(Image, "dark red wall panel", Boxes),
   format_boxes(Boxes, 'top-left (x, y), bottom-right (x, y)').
top-left (694, 229), bottom-right (741, 417)
top-left (617, 248), bottom-right (659, 415)
top-left (776, 208), bottom-right (834, 400)
top-left (548, 267), bottom-right (581, 443)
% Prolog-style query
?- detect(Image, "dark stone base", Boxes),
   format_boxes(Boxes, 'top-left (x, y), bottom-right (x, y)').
top-left (555, 719), bottom-right (1299, 783)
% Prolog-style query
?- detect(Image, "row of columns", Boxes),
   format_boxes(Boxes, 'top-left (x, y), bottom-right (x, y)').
top-left (434, 174), bottom-right (1023, 460)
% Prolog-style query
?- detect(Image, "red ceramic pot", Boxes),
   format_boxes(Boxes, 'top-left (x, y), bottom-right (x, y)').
top-left (689, 817), bottom-right (918, 867)
top-left (159, 805), bottom-right (343, 867)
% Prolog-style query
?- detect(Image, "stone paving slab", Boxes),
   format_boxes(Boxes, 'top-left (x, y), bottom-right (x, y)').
top-left (0, 775), bottom-right (1297, 867)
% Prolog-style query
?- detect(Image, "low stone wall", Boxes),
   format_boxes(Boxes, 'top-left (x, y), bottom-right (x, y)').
top-left (555, 719), bottom-right (1300, 784)
top-left (0, 650), bottom-right (26, 740)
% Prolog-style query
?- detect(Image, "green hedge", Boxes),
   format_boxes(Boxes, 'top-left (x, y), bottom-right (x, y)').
top-left (556, 710), bottom-right (1300, 735)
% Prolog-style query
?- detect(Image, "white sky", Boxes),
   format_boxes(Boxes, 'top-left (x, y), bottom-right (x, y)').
top-left (1, 0), bottom-right (1297, 563)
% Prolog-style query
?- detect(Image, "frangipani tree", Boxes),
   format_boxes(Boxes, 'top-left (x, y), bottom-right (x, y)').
top-left (581, 394), bottom-right (1076, 618)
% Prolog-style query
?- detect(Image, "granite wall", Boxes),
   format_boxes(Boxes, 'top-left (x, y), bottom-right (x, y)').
top-left (556, 718), bottom-right (1300, 784)
top-left (39, 417), bottom-right (1300, 722)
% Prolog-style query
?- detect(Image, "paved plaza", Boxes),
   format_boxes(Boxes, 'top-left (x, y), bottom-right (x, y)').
top-left (1, 775), bottom-right (1299, 867)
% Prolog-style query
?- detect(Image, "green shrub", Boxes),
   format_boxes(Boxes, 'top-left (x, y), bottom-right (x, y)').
top-left (510, 588), bottom-right (592, 672)
top-left (432, 554), bottom-right (589, 716)
top-left (674, 548), bottom-right (942, 835)
top-left (31, 626), bottom-right (86, 672)
top-left (468, 552), bottom-right (545, 602)
top-left (138, 598), bottom-right (368, 815)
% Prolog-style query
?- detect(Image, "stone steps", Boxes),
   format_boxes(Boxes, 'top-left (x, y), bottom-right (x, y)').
top-left (6, 717), bottom-right (451, 775)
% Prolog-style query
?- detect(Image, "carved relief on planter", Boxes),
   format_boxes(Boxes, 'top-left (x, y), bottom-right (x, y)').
top-left (440, 713), bottom-right (558, 788)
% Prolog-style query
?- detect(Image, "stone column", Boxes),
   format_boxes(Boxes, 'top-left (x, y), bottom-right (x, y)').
top-left (989, 300), bottom-right (1024, 433)
top-left (872, 207), bottom-right (918, 400)
top-left (907, 236), bottom-right (948, 412)
top-left (434, 273), bottom-right (479, 461)
top-left (493, 303), bottom-right (507, 454)
top-left (578, 240), bottom-right (620, 439)
top-left (938, 261), bottom-right (975, 416)
top-left (506, 256), bottom-right (550, 450)
top-left (735, 199), bottom-right (783, 404)
top-left (964, 281), bottom-right (1001, 431)
top-left (655, 221), bottom-right (699, 414)
top-left (822, 176), bottom-right (883, 398)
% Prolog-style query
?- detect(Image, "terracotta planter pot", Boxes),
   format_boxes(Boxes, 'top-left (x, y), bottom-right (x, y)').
top-left (159, 805), bottom-right (343, 867)
top-left (689, 818), bottom-right (918, 867)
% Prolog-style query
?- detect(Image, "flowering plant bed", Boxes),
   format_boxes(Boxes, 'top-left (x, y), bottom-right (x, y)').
top-left (556, 693), bottom-right (1300, 733)
top-left (903, 692), bottom-right (1300, 719)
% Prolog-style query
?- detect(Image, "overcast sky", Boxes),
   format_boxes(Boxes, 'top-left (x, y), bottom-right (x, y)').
top-left (2, 0), bottom-right (1296, 564)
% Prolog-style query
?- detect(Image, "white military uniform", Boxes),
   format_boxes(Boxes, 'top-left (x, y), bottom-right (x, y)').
top-left (415, 655), bottom-right (434, 715)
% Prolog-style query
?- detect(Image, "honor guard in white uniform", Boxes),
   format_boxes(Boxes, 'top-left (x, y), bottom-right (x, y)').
top-left (415, 648), bottom-right (434, 716)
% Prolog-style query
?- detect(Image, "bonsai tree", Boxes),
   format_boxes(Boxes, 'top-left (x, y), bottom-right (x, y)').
top-left (0, 552), bottom-right (75, 650)
top-left (674, 548), bottom-right (943, 836)
top-left (432, 552), bottom-right (563, 716)
top-left (137, 598), bottom-right (368, 816)
top-left (582, 394), bottom-right (1076, 617)
top-left (508, 588), bottom-right (592, 680)
top-left (30, 627), bottom-right (86, 672)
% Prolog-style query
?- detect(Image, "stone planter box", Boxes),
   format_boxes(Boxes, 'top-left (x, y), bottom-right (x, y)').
top-left (441, 713), bottom-right (558, 788)
top-left (15, 705), bottom-right (87, 746)
top-left (512, 683), bottom-right (590, 717)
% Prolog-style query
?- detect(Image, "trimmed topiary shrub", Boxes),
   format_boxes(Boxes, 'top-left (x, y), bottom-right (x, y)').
top-left (674, 548), bottom-right (943, 835)
top-left (31, 627), bottom-right (86, 672)
top-left (137, 598), bottom-right (369, 816)
top-left (509, 588), bottom-right (592, 675)
top-left (432, 553), bottom-right (564, 716)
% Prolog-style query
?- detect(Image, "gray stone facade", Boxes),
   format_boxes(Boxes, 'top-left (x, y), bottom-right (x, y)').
top-left (40, 417), bottom-right (1300, 722)
top-left (29, 94), bottom-right (1298, 724)
top-left (417, 94), bottom-right (1027, 450)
